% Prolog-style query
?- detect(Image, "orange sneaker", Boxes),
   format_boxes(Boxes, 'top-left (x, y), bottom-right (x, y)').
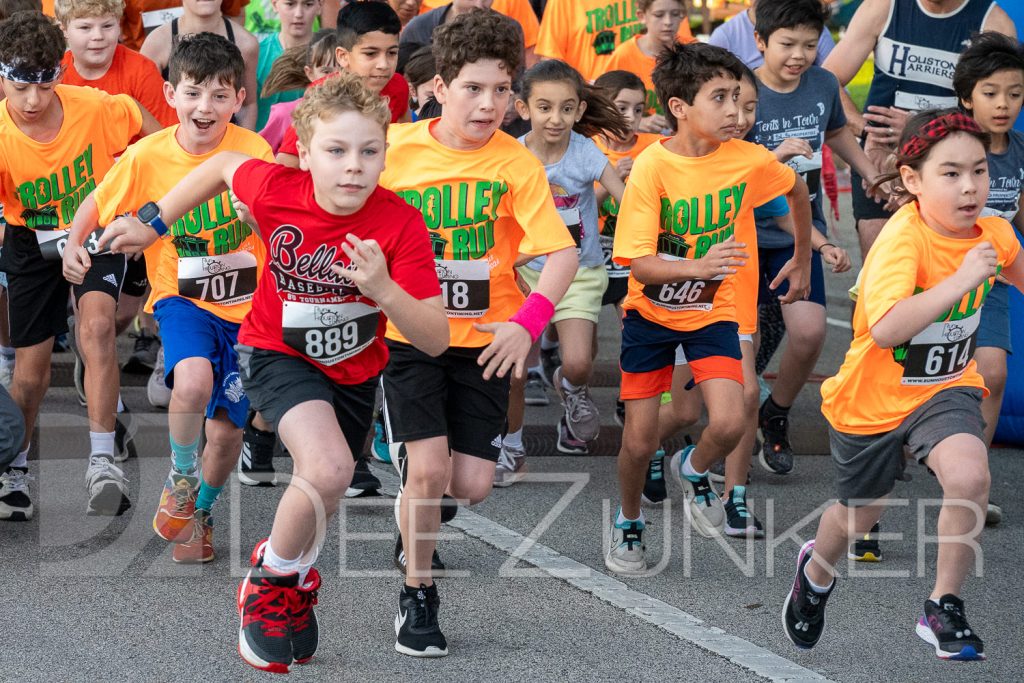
top-left (152, 470), bottom-right (198, 542)
top-left (173, 508), bottom-right (214, 563)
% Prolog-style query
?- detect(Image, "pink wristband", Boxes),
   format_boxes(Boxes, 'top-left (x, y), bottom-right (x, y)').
top-left (509, 292), bottom-right (555, 343)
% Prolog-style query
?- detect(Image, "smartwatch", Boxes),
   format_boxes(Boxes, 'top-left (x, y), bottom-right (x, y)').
top-left (138, 201), bottom-right (169, 237)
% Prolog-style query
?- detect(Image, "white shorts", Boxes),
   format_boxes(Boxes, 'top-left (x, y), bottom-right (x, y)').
top-left (674, 332), bottom-right (754, 365)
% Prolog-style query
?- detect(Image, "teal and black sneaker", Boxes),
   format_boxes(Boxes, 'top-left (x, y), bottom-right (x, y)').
top-left (641, 450), bottom-right (666, 505)
top-left (371, 414), bottom-right (392, 464)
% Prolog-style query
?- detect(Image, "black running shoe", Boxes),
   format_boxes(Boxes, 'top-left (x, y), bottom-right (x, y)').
top-left (290, 569), bottom-right (321, 665)
top-left (395, 583), bottom-right (448, 657)
top-left (782, 540), bottom-right (834, 650)
top-left (113, 405), bottom-right (138, 463)
top-left (239, 411), bottom-right (277, 486)
top-left (122, 330), bottom-right (160, 374)
top-left (848, 522), bottom-right (882, 562)
top-left (539, 346), bottom-right (561, 387)
top-left (915, 594), bottom-right (985, 660)
top-left (394, 534), bottom-right (447, 573)
top-left (345, 457), bottom-right (381, 497)
top-left (985, 501), bottom-right (1002, 527)
top-left (758, 401), bottom-right (794, 475)
top-left (641, 450), bottom-right (667, 505)
top-left (237, 542), bottom-right (297, 674)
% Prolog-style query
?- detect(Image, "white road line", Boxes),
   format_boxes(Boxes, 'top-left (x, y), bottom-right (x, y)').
top-left (378, 473), bottom-right (832, 683)
top-left (825, 317), bottom-right (852, 330)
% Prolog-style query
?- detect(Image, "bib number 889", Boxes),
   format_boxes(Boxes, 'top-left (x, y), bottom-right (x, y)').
top-left (305, 322), bottom-right (358, 358)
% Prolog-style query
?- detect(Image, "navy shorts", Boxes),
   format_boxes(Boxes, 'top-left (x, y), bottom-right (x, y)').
top-left (977, 280), bottom-right (1012, 353)
top-left (619, 311), bottom-right (742, 399)
top-left (758, 245), bottom-right (826, 307)
top-left (153, 296), bottom-right (248, 428)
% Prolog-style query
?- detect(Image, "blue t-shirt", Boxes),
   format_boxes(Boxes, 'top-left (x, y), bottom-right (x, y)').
top-left (707, 8), bottom-right (835, 69)
top-left (981, 129), bottom-right (1024, 227)
top-left (747, 66), bottom-right (845, 248)
top-left (519, 131), bottom-right (608, 269)
top-left (754, 195), bottom-right (790, 220)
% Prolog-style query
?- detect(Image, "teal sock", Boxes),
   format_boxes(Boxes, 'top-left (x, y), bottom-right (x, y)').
top-left (195, 478), bottom-right (223, 511)
top-left (170, 434), bottom-right (200, 474)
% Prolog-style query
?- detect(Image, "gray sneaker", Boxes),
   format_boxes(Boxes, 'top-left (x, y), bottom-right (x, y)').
top-left (524, 369), bottom-right (549, 406)
top-left (604, 516), bottom-right (646, 576)
top-left (85, 455), bottom-right (131, 516)
top-left (147, 347), bottom-right (171, 409)
top-left (123, 330), bottom-right (160, 374)
top-left (493, 443), bottom-right (527, 488)
top-left (66, 315), bottom-right (86, 406)
top-left (670, 445), bottom-right (724, 538)
top-left (553, 367), bottom-right (600, 442)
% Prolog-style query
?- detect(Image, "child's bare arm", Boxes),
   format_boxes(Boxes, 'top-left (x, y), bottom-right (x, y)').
top-left (236, 28), bottom-right (261, 130)
top-left (598, 162), bottom-right (626, 205)
top-left (276, 152), bottom-right (300, 168)
top-left (133, 99), bottom-right (163, 137)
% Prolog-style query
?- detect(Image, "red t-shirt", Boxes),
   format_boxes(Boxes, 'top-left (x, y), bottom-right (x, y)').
top-left (278, 72), bottom-right (409, 156)
top-left (60, 45), bottom-right (178, 129)
top-left (232, 159), bottom-right (440, 384)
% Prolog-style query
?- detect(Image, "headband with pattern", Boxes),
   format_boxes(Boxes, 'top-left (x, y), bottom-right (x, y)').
top-left (0, 60), bottom-right (62, 84)
top-left (899, 112), bottom-right (984, 158)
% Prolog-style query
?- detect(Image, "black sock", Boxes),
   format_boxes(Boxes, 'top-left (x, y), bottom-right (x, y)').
top-left (761, 395), bottom-right (791, 419)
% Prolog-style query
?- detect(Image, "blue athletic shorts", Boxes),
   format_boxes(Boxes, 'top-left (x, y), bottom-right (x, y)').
top-left (153, 296), bottom-right (248, 428)
top-left (758, 245), bottom-right (826, 307)
top-left (977, 280), bottom-right (1012, 353)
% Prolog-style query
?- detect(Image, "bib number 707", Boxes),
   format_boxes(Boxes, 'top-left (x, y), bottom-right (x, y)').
top-left (194, 270), bottom-right (239, 303)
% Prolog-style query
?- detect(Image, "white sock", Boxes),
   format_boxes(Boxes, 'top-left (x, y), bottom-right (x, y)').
top-left (929, 598), bottom-right (942, 607)
top-left (803, 564), bottom-right (834, 594)
top-left (116, 396), bottom-right (125, 413)
top-left (616, 507), bottom-right (645, 526)
top-left (263, 540), bottom-right (303, 576)
top-left (0, 345), bottom-right (14, 360)
top-left (561, 375), bottom-right (581, 392)
top-left (681, 450), bottom-right (705, 478)
top-left (90, 431), bottom-right (115, 457)
top-left (528, 363), bottom-right (543, 375)
top-left (503, 428), bottom-right (523, 450)
top-left (12, 445), bottom-right (28, 469)
top-left (296, 545), bottom-right (319, 585)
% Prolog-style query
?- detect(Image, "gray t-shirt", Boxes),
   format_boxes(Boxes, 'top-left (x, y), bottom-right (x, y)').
top-left (747, 66), bottom-right (846, 249)
top-left (982, 129), bottom-right (1024, 225)
top-left (707, 9), bottom-right (835, 69)
top-left (518, 131), bottom-right (608, 269)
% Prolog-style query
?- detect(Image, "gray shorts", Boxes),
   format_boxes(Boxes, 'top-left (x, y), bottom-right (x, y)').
top-left (828, 387), bottom-right (985, 506)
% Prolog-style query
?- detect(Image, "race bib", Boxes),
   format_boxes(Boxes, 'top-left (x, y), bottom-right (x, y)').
top-left (558, 207), bottom-right (583, 250)
top-left (898, 312), bottom-right (980, 385)
top-left (36, 227), bottom-right (108, 262)
top-left (177, 252), bottom-right (258, 306)
top-left (435, 259), bottom-right (490, 318)
top-left (642, 253), bottom-right (723, 312)
top-left (893, 90), bottom-right (957, 112)
top-left (600, 234), bottom-right (629, 279)
top-left (281, 300), bottom-right (380, 366)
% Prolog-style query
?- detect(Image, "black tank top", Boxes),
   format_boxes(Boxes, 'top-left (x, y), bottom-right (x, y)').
top-left (160, 17), bottom-right (237, 81)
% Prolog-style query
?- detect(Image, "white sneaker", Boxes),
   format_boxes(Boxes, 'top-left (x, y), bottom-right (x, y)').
top-left (0, 467), bottom-right (34, 521)
top-left (147, 347), bottom-right (171, 409)
top-left (493, 443), bottom-right (526, 488)
top-left (604, 517), bottom-right (647, 576)
top-left (670, 445), bottom-right (724, 538)
top-left (0, 360), bottom-right (14, 389)
top-left (85, 455), bottom-right (131, 516)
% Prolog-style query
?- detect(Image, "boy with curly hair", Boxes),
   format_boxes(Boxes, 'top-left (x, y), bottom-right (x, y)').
top-left (0, 11), bottom-right (160, 520)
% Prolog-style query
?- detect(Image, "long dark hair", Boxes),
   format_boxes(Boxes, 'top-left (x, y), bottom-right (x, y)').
top-left (519, 60), bottom-right (631, 140)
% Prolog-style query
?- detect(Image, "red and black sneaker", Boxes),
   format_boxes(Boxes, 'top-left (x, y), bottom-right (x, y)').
top-left (237, 540), bottom-right (297, 674)
top-left (290, 568), bottom-right (321, 665)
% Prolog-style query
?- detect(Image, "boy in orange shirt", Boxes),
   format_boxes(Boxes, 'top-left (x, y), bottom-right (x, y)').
top-left (64, 33), bottom-right (274, 562)
top-left (536, 0), bottom-right (693, 83)
top-left (0, 11), bottom-right (159, 520)
top-left (608, 42), bottom-right (812, 573)
top-left (604, 0), bottom-right (685, 133)
top-left (380, 9), bottom-right (577, 656)
top-left (782, 111), bottom-right (1024, 662)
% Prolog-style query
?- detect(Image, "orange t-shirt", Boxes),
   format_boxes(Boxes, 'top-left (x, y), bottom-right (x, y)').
top-left (61, 45), bottom-right (178, 129)
top-left (603, 35), bottom-right (662, 116)
top-left (92, 125), bottom-right (274, 324)
top-left (821, 202), bottom-right (1021, 434)
top-left (380, 119), bottom-right (575, 348)
top-left (0, 85), bottom-right (142, 231)
top-left (536, 0), bottom-right (694, 82)
top-left (613, 138), bottom-right (794, 332)
top-left (594, 132), bottom-right (658, 234)
top-left (418, 0), bottom-right (539, 48)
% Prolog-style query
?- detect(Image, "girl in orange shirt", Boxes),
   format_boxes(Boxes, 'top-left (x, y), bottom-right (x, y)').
top-left (782, 110), bottom-right (1024, 661)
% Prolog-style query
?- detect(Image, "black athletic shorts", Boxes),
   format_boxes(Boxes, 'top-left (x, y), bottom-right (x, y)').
top-left (381, 340), bottom-right (511, 462)
top-left (121, 254), bottom-right (149, 298)
top-left (1, 224), bottom-right (127, 347)
top-left (851, 134), bottom-right (894, 224)
top-left (601, 274), bottom-right (628, 307)
top-left (236, 345), bottom-right (376, 459)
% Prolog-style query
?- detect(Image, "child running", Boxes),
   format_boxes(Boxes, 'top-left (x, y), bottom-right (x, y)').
top-left (782, 109), bottom-right (1024, 661)
top-left (99, 71), bottom-right (448, 674)
top-left (0, 11), bottom-right (159, 519)
top-left (380, 9), bottom-right (577, 656)
top-left (608, 42), bottom-right (812, 574)
top-left (513, 59), bottom-right (627, 460)
top-left (64, 33), bottom-right (275, 561)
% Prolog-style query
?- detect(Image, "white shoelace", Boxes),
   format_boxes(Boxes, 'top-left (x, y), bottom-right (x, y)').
top-left (86, 457), bottom-right (128, 490)
top-left (564, 385), bottom-right (596, 424)
top-left (1, 468), bottom-right (33, 493)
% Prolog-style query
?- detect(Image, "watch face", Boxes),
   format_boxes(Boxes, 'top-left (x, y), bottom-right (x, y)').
top-left (138, 202), bottom-right (159, 223)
